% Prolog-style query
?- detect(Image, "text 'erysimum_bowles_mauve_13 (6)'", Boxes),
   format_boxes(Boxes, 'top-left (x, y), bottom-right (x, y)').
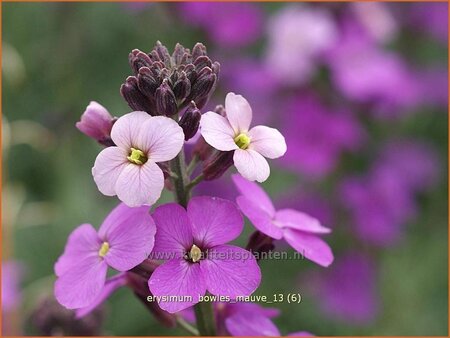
top-left (57, 41), bottom-right (329, 336)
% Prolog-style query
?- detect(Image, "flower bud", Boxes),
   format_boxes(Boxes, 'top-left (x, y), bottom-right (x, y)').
top-left (155, 41), bottom-right (172, 68)
top-left (155, 79), bottom-right (177, 116)
top-left (129, 49), bottom-right (153, 75)
top-left (179, 102), bottom-right (201, 141)
top-left (202, 151), bottom-right (234, 180)
top-left (246, 231), bottom-right (275, 260)
top-left (173, 71), bottom-right (191, 102)
top-left (120, 76), bottom-right (154, 113)
top-left (29, 296), bottom-right (104, 335)
top-left (76, 101), bottom-right (115, 146)
top-left (137, 67), bottom-right (160, 97)
top-left (192, 42), bottom-right (207, 60)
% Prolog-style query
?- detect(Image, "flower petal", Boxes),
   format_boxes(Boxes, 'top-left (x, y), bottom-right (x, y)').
top-left (151, 203), bottom-right (193, 259)
top-left (236, 196), bottom-right (283, 240)
top-left (75, 273), bottom-right (127, 318)
top-left (232, 174), bottom-right (275, 217)
top-left (283, 228), bottom-right (334, 267)
top-left (98, 203), bottom-right (156, 271)
top-left (54, 257), bottom-right (107, 309)
top-left (248, 125), bottom-right (287, 159)
top-left (275, 209), bottom-right (331, 234)
top-left (115, 161), bottom-right (164, 207)
top-left (148, 258), bottom-right (206, 313)
top-left (137, 116), bottom-right (184, 162)
top-left (200, 111), bottom-right (238, 151)
top-left (225, 92), bottom-right (253, 133)
top-left (92, 147), bottom-right (128, 196)
top-left (225, 312), bottom-right (280, 336)
top-left (233, 149), bottom-right (270, 183)
top-left (110, 111), bottom-right (150, 148)
top-left (54, 224), bottom-right (100, 277)
top-left (201, 245), bottom-right (261, 298)
top-left (188, 196), bottom-right (243, 247)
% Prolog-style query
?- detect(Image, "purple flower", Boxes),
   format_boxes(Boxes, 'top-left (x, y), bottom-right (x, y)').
top-left (200, 92), bottom-right (287, 182)
top-left (54, 203), bottom-right (156, 309)
top-left (410, 2), bottom-right (448, 43)
top-left (265, 5), bottom-right (337, 86)
top-left (232, 174), bottom-right (333, 267)
top-left (148, 196), bottom-right (261, 313)
top-left (76, 101), bottom-right (115, 146)
top-left (92, 111), bottom-right (184, 207)
top-left (307, 252), bottom-right (378, 324)
top-left (280, 95), bottom-right (365, 178)
top-left (2, 261), bottom-right (23, 312)
top-left (178, 2), bottom-right (263, 47)
top-left (326, 31), bottom-right (421, 116)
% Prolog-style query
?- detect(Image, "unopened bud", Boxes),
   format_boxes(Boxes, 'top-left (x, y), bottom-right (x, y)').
top-left (179, 102), bottom-right (201, 141)
top-left (246, 231), bottom-right (275, 261)
top-left (202, 151), bottom-right (234, 180)
top-left (120, 76), bottom-right (153, 113)
top-left (173, 72), bottom-right (191, 102)
top-left (129, 49), bottom-right (153, 75)
top-left (192, 42), bottom-right (207, 60)
top-left (193, 136), bottom-right (213, 161)
top-left (76, 101), bottom-right (116, 146)
top-left (137, 67), bottom-right (160, 97)
top-left (155, 80), bottom-right (177, 116)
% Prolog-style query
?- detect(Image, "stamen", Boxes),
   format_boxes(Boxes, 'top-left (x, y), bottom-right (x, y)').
top-left (99, 242), bottom-right (110, 257)
top-left (189, 244), bottom-right (202, 263)
top-left (127, 148), bottom-right (148, 165)
top-left (234, 133), bottom-right (251, 150)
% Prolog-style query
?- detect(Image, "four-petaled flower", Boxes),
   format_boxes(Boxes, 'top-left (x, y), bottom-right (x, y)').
top-left (148, 196), bottom-right (261, 313)
top-left (232, 174), bottom-right (334, 267)
top-left (200, 92), bottom-right (287, 182)
top-left (92, 111), bottom-right (184, 207)
top-left (54, 203), bottom-right (156, 309)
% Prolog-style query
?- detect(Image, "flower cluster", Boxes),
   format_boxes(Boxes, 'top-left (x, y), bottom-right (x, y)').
top-left (58, 40), bottom-right (333, 336)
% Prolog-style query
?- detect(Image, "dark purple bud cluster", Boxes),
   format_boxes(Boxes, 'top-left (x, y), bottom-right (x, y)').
top-left (121, 41), bottom-right (220, 116)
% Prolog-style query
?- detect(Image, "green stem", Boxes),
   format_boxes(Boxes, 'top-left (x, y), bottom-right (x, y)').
top-left (176, 316), bottom-right (200, 336)
top-left (186, 174), bottom-right (204, 192)
top-left (194, 299), bottom-right (217, 336)
top-left (186, 154), bottom-right (199, 175)
top-left (171, 149), bottom-right (190, 208)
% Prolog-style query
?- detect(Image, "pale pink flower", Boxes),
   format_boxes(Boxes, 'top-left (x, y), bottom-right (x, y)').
top-left (200, 93), bottom-right (286, 182)
top-left (92, 111), bottom-right (184, 207)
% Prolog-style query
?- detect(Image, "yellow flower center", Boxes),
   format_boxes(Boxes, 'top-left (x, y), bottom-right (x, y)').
top-left (99, 241), bottom-right (110, 257)
top-left (127, 148), bottom-right (148, 165)
top-left (234, 133), bottom-right (251, 150)
top-left (189, 244), bottom-right (202, 263)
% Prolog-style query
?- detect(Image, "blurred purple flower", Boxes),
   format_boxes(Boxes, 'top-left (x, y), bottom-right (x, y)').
top-left (2, 261), bottom-right (22, 312)
top-left (265, 4), bottom-right (337, 86)
top-left (326, 28), bottom-right (422, 117)
top-left (350, 2), bottom-right (398, 44)
top-left (308, 252), bottom-right (378, 325)
top-left (339, 170), bottom-right (416, 246)
top-left (410, 2), bottom-right (448, 43)
top-left (54, 203), bottom-right (156, 309)
top-left (280, 95), bottom-right (365, 178)
top-left (233, 174), bottom-right (333, 267)
top-left (374, 140), bottom-right (441, 193)
top-left (418, 67), bottom-right (449, 109)
top-left (148, 197), bottom-right (261, 313)
top-left (178, 2), bottom-right (263, 47)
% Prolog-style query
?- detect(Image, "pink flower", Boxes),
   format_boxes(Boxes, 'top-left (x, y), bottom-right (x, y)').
top-left (76, 101), bottom-right (115, 146)
top-left (54, 203), bottom-right (156, 309)
top-left (232, 174), bottom-right (333, 267)
top-left (92, 111), bottom-right (184, 207)
top-left (200, 93), bottom-right (286, 182)
top-left (148, 196), bottom-right (261, 313)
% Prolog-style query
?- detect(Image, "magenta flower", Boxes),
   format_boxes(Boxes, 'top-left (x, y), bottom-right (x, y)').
top-left (92, 111), bottom-right (184, 207)
top-left (76, 101), bottom-right (115, 146)
top-left (148, 196), bottom-right (261, 313)
top-left (232, 174), bottom-right (333, 267)
top-left (2, 261), bottom-right (23, 313)
top-left (54, 203), bottom-right (156, 309)
top-left (200, 92), bottom-right (286, 182)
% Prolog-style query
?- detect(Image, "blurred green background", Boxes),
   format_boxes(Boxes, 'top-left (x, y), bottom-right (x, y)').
top-left (2, 2), bottom-right (448, 336)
